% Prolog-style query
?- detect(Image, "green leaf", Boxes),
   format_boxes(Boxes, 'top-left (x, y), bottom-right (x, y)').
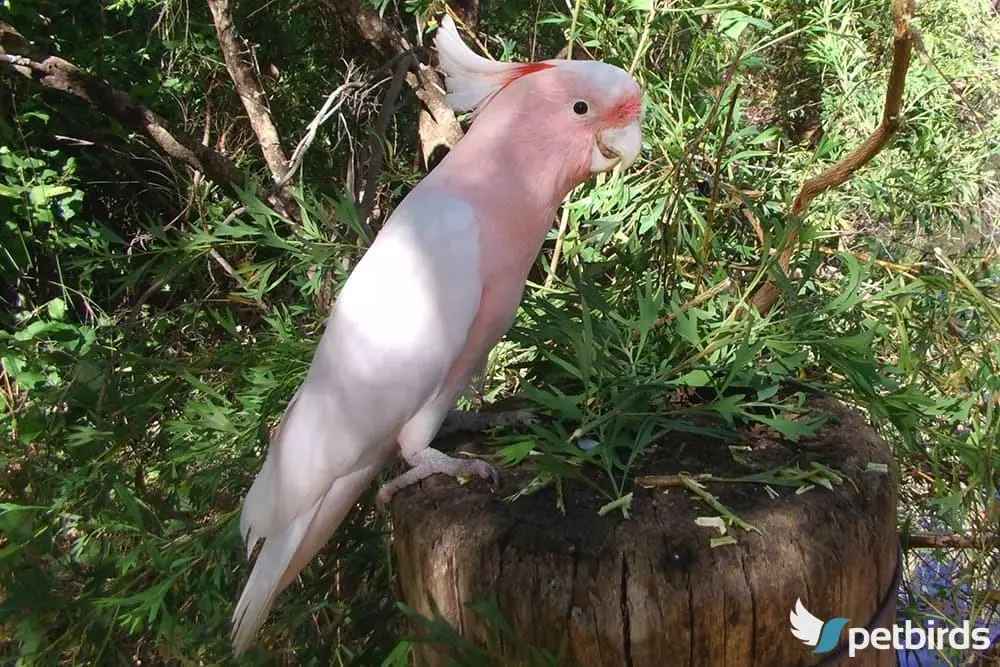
top-left (46, 297), bottom-right (67, 321)
top-left (717, 9), bottom-right (772, 41)
top-left (27, 184), bottom-right (72, 206)
top-left (752, 413), bottom-right (825, 442)
top-left (674, 309), bottom-right (700, 346)
top-left (827, 252), bottom-right (863, 314)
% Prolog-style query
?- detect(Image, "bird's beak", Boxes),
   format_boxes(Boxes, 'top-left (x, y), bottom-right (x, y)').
top-left (595, 121), bottom-right (642, 171)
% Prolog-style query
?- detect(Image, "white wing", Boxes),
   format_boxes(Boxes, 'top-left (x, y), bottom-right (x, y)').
top-left (789, 598), bottom-right (823, 646)
top-left (231, 187), bottom-right (483, 656)
top-left (242, 186), bottom-right (482, 539)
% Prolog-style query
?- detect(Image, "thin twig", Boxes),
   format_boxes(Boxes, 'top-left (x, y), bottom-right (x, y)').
top-left (566, 0), bottom-right (583, 60)
top-left (629, 0), bottom-right (659, 73)
top-left (815, 245), bottom-right (922, 275)
top-left (640, 277), bottom-right (733, 338)
top-left (131, 263), bottom-right (188, 315)
top-left (1, 367), bottom-right (17, 419)
top-left (740, 204), bottom-right (765, 248)
top-left (208, 248), bottom-right (248, 290)
top-left (444, 7), bottom-right (492, 59)
top-left (276, 71), bottom-right (367, 188)
top-left (700, 84), bottom-right (741, 265)
top-left (748, 0), bottom-right (915, 315)
top-left (905, 532), bottom-right (1000, 550)
top-left (356, 55), bottom-right (411, 237)
top-left (535, 0), bottom-right (586, 288)
top-left (658, 42), bottom-right (746, 283)
top-left (323, 0), bottom-right (465, 167)
top-left (221, 206), bottom-right (248, 227)
top-left (544, 205), bottom-right (572, 289)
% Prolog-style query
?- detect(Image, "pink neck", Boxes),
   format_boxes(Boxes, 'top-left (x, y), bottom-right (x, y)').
top-left (424, 115), bottom-right (590, 245)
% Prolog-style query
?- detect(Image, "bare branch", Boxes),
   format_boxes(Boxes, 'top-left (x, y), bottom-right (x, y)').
top-left (357, 56), bottom-right (410, 235)
top-left (905, 532), bottom-right (999, 550)
top-left (748, 0), bottom-right (915, 315)
top-left (278, 72), bottom-right (367, 188)
top-left (321, 0), bottom-right (465, 169)
top-left (206, 0), bottom-right (289, 183)
top-left (0, 19), bottom-right (253, 202)
top-left (409, 64), bottom-right (465, 170)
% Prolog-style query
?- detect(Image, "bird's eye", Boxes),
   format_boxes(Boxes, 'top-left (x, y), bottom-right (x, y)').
top-left (573, 100), bottom-right (589, 115)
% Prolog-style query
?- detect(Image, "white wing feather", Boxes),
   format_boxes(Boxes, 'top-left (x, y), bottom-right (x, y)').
top-left (231, 189), bottom-right (482, 656)
top-left (789, 598), bottom-right (823, 646)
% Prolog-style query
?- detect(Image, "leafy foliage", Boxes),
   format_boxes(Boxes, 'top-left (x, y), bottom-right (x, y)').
top-left (1, 0), bottom-right (998, 664)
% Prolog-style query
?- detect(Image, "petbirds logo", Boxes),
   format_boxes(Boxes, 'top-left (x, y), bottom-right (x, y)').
top-left (790, 598), bottom-right (993, 658)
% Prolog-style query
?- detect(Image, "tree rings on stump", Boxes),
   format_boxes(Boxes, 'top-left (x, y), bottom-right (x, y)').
top-left (390, 393), bottom-right (899, 667)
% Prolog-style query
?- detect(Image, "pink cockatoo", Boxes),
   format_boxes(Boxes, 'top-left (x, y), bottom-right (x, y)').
top-left (230, 15), bottom-right (642, 656)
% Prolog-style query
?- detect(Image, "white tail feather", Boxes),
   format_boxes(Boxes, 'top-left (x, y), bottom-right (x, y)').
top-left (238, 385), bottom-right (306, 556)
top-left (434, 15), bottom-right (523, 113)
top-left (231, 463), bottom-right (381, 658)
top-left (239, 457), bottom-right (272, 558)
top-left (231, 501), bottom-right (319, 658)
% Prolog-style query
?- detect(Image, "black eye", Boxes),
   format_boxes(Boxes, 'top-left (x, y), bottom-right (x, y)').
top-left (573, 100), bottom-right (589, 115)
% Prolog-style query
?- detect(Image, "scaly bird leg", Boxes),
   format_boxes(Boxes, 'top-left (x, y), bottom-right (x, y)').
top-left (376, 447), bottom-right (499, 505)
top-left (437, 409), bottom-right (535, 438)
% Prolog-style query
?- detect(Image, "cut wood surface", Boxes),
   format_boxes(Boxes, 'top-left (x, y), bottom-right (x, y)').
top-left (391, 394), bottom-right (898, 666)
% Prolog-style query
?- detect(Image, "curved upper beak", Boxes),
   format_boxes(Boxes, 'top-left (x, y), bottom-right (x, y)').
top-left (596, 121), bottom-right (643, 170)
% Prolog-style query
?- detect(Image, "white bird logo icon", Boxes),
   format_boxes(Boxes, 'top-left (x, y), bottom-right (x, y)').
top-left (789, 598), bottom-right (824, 646)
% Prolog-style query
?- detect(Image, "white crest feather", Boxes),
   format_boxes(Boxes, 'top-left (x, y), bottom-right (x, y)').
top-left (434, 14), bottom-right (535, 113)
top-left (789, 598), bottom-right (823, 646)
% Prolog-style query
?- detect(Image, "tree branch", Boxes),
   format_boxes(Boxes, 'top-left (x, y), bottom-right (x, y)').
top-left (905, 532), bottom-right (999, 550)
top-left (321, 0), bottom-right (465, 169)
top-left (277, 73), bottom-right (366, 189)
top-left (357, 56), bottom-right (410, 235)
top-left (206, 0), bottom-right (289, 184)
top-left (0, 19), bottom-right (257, 202)
top-left (748, 0), bottom-right (915, 315)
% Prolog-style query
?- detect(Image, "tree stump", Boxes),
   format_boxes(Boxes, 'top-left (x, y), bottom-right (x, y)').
top-left (390, 393), bottom-right (899, 667)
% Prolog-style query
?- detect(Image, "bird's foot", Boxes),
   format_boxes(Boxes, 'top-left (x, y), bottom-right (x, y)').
top-left (437, 409), bottom-right (535, 437)
top-left (376, 447), bottom-right (499, 506)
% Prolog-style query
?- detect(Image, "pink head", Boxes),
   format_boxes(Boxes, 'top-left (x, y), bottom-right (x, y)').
top-left (434, 16), bottom-right (643, 199)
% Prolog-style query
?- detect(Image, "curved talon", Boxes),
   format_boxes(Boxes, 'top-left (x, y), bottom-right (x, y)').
top-left (468, 458), bottom-right (499, 490)
top-left (378, 448), bottom-right (500, 501)
top-left (508, 410), bottom-right (537, 426)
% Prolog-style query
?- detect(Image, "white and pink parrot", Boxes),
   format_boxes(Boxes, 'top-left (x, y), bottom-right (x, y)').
top-left (230, 15), bottom-right (642, 656)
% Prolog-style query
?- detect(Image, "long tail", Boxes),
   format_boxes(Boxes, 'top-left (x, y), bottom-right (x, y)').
top-left (230, 464), bottom-right (380, 658)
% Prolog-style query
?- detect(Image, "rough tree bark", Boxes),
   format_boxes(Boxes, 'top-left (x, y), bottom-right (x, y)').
top-left (205, 0), bottom-right (303, 219)
top-left (206, 0), bottom-right (289, 184)
top-left (391, 394), bottom-right (899, 667)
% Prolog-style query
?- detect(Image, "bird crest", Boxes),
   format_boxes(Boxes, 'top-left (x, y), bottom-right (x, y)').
top-left (434, 15), bottom-right (554, 115)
